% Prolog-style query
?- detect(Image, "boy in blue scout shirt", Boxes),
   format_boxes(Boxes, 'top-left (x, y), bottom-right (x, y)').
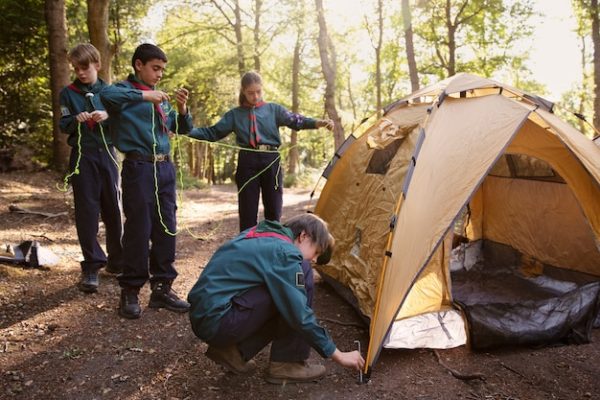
top-left (59, 43), bottom-right (123, 293)
top-left (187, 213), bottom-right (364, 383)
top-left (188, 71), bottom-right (334, 232)
top-left (100, 43), bottom-right (192, 319)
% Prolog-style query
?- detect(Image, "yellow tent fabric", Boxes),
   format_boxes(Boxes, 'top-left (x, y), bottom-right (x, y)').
top-left (314, 73), bottom-right (600, 376)
top-left (366, 94), bottom-right (533, 367)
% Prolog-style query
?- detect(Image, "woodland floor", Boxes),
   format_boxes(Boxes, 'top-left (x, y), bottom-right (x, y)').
top-left (0, 170), bottom-right (599, 400)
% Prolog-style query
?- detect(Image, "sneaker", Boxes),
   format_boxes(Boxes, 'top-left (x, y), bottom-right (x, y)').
top-left (119, 288), bottom-right (141, 319)
top-left (205, 345), bottom-right (256, 374)
top-left (78, 270), bottom-right (99, 293)
top-left (148, 282), bottom-right (190, 313)
top-left (265, 361), bottom-right (327, 384)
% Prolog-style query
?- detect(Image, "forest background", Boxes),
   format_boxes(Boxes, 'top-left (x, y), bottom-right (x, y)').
top-left (1, 0), bottom-right (599, 187)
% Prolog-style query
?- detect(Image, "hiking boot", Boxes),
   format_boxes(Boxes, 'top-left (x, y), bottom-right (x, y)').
top-left (104, 263), bottom-right (122, 274)
top-left (265, 361), bottom-right (327, 384)
top-left (205, 345), bottom-right (256, 374)
top-left (78, 270), bottom-right (99, 293)
top-left (119, 288), bottom-right (141, 319)
top-left (148, 282), bottom-right (190, 313)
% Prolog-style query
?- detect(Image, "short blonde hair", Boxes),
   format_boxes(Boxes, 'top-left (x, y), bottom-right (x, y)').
top-left (68, 43), bottom-right (101, 68)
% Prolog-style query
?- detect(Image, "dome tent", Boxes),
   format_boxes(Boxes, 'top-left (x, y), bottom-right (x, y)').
top-left (314, 73), bottom-right (600, 380)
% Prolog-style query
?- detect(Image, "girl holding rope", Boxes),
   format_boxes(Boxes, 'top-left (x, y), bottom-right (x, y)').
top-left (189, 71), bottom-right (333, 232)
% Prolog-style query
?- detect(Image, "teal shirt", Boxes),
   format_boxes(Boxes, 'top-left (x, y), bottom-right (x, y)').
top-left (187, 220), bottom-right (337, 358)
top-left (59, 79), bottom-right (112, 148)
top-left (189, 102), bottom-right (318, 147)
top-left (99, 74), bottom-right (193, 155)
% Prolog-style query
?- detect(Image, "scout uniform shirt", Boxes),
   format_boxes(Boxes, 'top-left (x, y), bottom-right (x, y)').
top-left (99, 74), bottom-right (193, 155)
top-left (59, 78), bottom-right (111, 148)
top-left (188, 102), bottom-right (317, 148)
top-left (187, 220), bottom-right (337, 358)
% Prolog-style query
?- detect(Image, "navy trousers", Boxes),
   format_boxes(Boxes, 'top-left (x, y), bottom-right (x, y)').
top-left (208, 260), bottom-right (315, 362)
top-left (235, 150), bottom-right (283, 232)
top-left (70, 147), bottom-right (123, 273)
top-left (118, 159), bottom-right (178, 289)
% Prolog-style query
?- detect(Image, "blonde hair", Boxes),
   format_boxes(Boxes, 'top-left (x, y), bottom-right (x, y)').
top-left (238, 71), bottom-right (262, 105)
top-left (68, 43), bottom-right (101, 68)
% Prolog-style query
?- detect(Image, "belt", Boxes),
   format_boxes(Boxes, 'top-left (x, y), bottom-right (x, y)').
top-left (243, 144), bottom-right (279, 151)
top-left (125, 152), bottom-right (170, 162)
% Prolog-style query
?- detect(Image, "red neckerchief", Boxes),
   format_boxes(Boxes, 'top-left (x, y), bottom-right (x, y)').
top-left (127, 78), bottom-right (168, 134)
top-left (67, 83), bottom-right (96, 130)
top-left (241, 101), bottom-right (266, 147)
top-left (244, 225), bottom-right (292, 243)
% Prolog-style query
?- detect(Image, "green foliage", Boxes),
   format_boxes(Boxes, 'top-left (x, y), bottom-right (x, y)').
top-left (0, 0), bottom-right (51, 159)
top-left (413, 0), bottom-right (537, 82)
top-left (558, 81), bottom-right (595, 139)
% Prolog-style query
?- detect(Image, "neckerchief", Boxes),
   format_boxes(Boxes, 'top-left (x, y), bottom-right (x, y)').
top-left (244, 225), bottom-right (292, 243)
top-left (127, 75), bottom-right (168, 134)
top-left (241, 100), bottom-right (266, 147)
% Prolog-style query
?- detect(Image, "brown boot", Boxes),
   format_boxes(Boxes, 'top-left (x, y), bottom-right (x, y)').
top-left (205, 345), bottom-right (256, 374)
top-left (265, 361), bottom-right (327, 384)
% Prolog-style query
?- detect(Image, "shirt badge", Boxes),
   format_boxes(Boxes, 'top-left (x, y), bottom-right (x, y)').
top-left (295, 272), bottom-right (305, 287)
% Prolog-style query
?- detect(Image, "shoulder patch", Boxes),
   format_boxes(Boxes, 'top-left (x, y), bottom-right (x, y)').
top-left (295, 272), bottom-right (305, 287)
top-left (60, 105), bottom-right (71, 117)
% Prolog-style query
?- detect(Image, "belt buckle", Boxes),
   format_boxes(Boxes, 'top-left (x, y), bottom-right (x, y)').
top-left (155, 154), bottom-right (166, 162)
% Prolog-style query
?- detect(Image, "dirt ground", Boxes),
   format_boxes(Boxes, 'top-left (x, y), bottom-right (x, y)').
top-left (0, 170), bottom-right (599, 400)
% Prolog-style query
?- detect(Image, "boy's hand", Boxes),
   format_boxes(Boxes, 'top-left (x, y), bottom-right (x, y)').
top-left (143, 90), bottom-right (170, 105)
top-left (90, 110), bottom-right (108, 123)
top-left (75, 112), bottom-right (92, 123)
top-left (175, 88), bottom-right (189, 115)
top-left (330, 349), bottom-right (365, 371)
top-left (317, 119), bottom-right (334, 131)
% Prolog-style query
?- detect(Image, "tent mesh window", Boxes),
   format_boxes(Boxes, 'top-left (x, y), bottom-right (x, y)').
top-left (489, 154), bottom-right (565, 183)
top-left (366, 138), bottom-right (405, 175)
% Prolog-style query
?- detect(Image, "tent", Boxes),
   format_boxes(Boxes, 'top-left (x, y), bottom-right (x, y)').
top-left (313, 73), bottom-right (600, 380)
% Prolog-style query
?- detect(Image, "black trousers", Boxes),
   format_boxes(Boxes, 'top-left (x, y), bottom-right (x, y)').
top-left (70, 146), bottom-right (123, 273)
top-left (208, 260), bottom-right (315, 362)
top-left (235, 150), bottom-right (283, 232)
top-left (118, 159), bottom-right (178, 289)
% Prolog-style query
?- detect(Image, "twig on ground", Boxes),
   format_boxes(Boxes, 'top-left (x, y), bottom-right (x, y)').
top-left (8, 204), bottom-right (67, 218)
top-left (500, 361), bottom-right (526, 379)
top-left (432, 349), bottom-right (485, 381)
top-left (30, 234), bottom-right (55, 242)
top-left (319, 317), bottom-right (366, 329)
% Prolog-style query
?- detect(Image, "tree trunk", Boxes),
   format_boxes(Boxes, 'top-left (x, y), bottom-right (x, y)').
top-left (402, 0), bottom-right (420, 92)
top-left (376, 0), bottom-right (383, 116)
top-left (45, 0), bottom-right (70, 171)
top-left (315, 0), bottom-right (344, 150)
top-left (445, 0), bottom-right (456, 77)
top-left (87, 0), bottom-right (114, 82)
top-left (288, 31), bottom-right (301, 176)
top-left (253, 0), bottom-right (262, 72)
top-left (579, 35), bottom-right (587, 134)
top-left (591, 0), bottom-right (600, 130)
top-left (234, 0), bottom-right (246, 76)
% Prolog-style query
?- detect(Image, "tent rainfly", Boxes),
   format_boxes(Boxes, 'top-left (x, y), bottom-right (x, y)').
top-left (314, 73), bottom-right (600, 381)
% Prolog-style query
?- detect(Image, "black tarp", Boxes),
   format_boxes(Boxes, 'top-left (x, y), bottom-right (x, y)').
top-left (452, 240), bottom-right (600, 350)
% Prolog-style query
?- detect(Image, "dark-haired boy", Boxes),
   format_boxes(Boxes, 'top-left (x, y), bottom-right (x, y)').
top-left (59, 43), bottom-right (123, 293)
top-left (100, 43), bottom-right (192, 319)
top-left (188, 213), bottom-right (364, 383)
